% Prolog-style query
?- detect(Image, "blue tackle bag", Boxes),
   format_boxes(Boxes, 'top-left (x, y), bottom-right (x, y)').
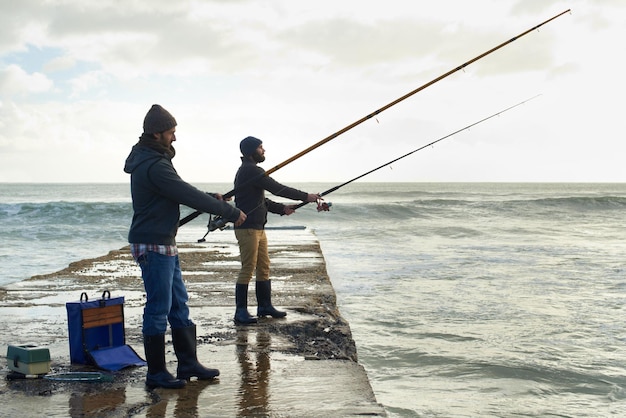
top-left (66, 290), bottom-right (146, 371)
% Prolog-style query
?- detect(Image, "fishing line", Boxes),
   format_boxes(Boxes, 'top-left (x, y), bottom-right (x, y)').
top-left (198, 94), bottom-right (540, 239)
top-left (180, 9), bottom-right (570, 228)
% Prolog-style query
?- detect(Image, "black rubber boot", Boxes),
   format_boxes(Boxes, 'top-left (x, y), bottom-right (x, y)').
top-left (143, 334), bottom-right (186, 389)
top-left (172, 325), bottom-right (220, 380)
top-left (256, 280), bottom-right (287, 318)
top-left (234, 283), bottom-right (257, 325)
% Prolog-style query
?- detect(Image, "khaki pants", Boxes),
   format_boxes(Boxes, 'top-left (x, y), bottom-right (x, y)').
top-left (235, 229), bottom-right (270, 285)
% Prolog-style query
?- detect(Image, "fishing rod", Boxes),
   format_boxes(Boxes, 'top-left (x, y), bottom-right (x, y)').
top-left (291, 95), bottom-right (541, 211)
top-left (201, 95), bottom-right (540, 235)
top-left (179, 9), bottom-right (570, 227)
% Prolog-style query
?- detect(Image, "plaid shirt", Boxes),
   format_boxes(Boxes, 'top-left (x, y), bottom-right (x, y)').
top-left (130, 243), bottom-right (178, 261)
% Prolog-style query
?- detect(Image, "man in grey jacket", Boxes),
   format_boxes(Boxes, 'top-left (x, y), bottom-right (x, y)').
top-left (124, 104), bottom-right (246, 389)
top-left (233, 136), bottom-right (319, 325)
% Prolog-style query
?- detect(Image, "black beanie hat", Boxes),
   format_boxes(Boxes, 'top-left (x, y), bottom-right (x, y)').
top-left (143, 104), bottom-right (177, 134)
top-left (240, 136), bottom-right (262, 156)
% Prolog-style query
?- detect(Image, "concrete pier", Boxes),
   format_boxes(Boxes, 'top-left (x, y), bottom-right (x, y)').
top-left (0, 229), bottom-right (386, 417)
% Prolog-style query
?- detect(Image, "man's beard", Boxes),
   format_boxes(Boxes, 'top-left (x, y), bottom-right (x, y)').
top-left (253, 152), bottom-right (265, 163)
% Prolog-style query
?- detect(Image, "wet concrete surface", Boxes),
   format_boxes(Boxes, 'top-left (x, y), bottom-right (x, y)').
top-left (0, 229), bottom-right (386, 417)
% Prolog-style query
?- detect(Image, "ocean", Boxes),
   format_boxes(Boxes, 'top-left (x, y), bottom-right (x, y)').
top-left (2, 182), bottom-right (626, 417)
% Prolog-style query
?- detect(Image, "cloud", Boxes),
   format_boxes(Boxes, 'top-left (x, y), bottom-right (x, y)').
top-left (43, 55), bottom-right (76, 72)
top-left (0, 0), bottom-right (624, 183)
top-left (0, 64), bottom-right (54, 95)
top-left (67, 71), bottom-right (110, 98)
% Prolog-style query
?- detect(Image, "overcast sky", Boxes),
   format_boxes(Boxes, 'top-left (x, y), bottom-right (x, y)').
top-left (0, 0), bottom-right (622, 183)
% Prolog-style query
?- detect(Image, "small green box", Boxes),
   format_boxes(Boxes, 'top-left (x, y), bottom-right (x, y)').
top-left (6, 344), bottom-right (51, 375)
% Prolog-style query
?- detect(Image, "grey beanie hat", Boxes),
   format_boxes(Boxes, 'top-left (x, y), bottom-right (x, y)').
top-left (143, 104), bottom-right (177, 134)
top-left (240, 136), bottom-right (262, 156)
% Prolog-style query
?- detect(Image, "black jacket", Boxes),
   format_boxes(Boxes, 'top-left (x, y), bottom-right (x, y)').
top-left (233, 157), bottom-right (307, 230)
top-left (124, 141), bottom-right (241, 245)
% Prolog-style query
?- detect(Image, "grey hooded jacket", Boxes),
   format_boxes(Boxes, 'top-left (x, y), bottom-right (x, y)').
top-left (124, 143), bottom-right (241, 245)
top-left (233, 157), bottom-right (308, 230)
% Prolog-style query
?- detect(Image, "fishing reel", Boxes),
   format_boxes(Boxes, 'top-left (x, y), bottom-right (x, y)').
top-left (317, 201), bottom-right (332, 212)
top-left (208, 215), bottom-right (229, 231)
top-left (197, 215), bottom-right (228, 243)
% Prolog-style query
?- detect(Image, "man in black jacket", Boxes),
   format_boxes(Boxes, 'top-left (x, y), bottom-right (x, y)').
top-left (124, 104), bottom-right (246, 389)
top-left (233, 136), bottom-right (319, 325)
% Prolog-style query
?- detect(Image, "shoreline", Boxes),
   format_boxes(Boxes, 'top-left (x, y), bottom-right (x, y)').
top-left (0, 229), bottom-right (386, 417)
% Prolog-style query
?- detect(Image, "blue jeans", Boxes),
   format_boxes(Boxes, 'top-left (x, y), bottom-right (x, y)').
top-left (137, 251), bottom-right (193, 336)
